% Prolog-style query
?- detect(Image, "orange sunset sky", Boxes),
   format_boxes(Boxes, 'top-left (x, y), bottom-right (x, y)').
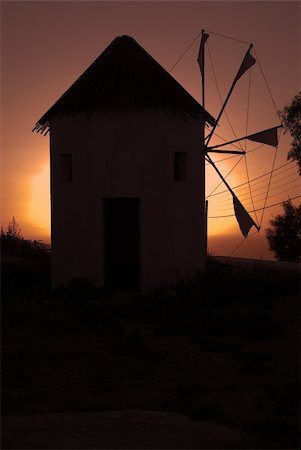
top-left (1, 1), bottom-right (300, 260)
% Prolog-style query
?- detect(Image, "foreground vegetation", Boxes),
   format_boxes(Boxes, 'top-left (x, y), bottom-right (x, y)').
top-left (1, 229), bottom-right (300, 448)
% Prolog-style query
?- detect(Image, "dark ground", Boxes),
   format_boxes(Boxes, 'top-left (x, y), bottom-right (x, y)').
top-left (1, 255), bottom-right (300, 449)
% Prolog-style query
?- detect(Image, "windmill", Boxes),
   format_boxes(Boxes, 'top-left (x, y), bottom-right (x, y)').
top-left (197, 30), bottom-right (282, 240)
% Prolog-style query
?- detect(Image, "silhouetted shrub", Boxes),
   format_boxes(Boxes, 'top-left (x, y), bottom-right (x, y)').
top-left (1, 218), bottom-right (51, 298)
top-left (1, 217), bottom-right (49, 259)
top-left (266, 199), bottom-right (301, 262)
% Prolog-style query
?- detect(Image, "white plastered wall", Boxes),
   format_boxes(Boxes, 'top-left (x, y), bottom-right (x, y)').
top-left (50, 110), bottom-right (205, 290)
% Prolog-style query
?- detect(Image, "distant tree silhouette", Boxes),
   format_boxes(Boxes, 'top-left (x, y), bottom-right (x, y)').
top-left (1, 217), bottom-right (48, 258)
top-left (1, 217), bottom-right (23, 255)
top-left (280, 92), bottom-right (301, 175)
top-left (266, 200), bottom-right (301, 262)
top-left (3, 216), bottom-right (22, 238)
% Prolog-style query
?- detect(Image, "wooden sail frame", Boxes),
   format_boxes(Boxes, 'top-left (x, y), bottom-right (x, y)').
top-left (198, 31), bottom-right (281, 240)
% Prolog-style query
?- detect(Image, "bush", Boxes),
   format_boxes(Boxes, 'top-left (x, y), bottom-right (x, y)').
top-left (266, 199), bottom-right (301, 262)
top-left (1, 218), bottom-right (50, 297)
top-left (1, 217), bottom-right (49, 259)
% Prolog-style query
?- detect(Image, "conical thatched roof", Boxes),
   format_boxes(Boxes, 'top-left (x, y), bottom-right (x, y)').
top-left (33, 35), bottom-right (215, 134)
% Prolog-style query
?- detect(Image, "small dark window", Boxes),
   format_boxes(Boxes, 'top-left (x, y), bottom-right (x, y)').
top-left (61, 153), bottom-right (72, 182)
top-left (174, 152), bottom-right (187, 181)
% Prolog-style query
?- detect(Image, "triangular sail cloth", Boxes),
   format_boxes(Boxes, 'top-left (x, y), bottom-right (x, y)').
top-left (233, 50), bottom-right (256, 84)
top-left (197, 32), bottom-right (209, 77)
top-left (205, 45), bottom-right (256, 147)
top-left (232, 193), bottom-right (259, 237)
top-left (208, 126), bottom-right (281, 151)
top-left (247, 127), bottom-right (279, 147)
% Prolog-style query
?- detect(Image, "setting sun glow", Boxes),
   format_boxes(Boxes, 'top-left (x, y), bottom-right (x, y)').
top-left (27, 163), bottom-right (51, 235)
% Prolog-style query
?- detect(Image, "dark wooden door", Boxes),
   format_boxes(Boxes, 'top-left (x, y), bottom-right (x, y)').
top-left (104, 198), bottom-right (140, 290)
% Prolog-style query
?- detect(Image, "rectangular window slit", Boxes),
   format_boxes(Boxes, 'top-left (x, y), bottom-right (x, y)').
top-left (174, 151), bottom-right (187, 181)
top-left (61, 153), bottom-right (72, 182)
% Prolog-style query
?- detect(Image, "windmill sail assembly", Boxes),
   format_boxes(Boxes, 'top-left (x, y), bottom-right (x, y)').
top-left (197, 30), bottom-right (282, 238)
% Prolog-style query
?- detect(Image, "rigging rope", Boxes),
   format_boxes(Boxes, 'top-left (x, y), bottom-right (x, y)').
top-left (206, 130), bottom-right (243, 151)
top-left (204, 30), bottom-right (251, 45)
top-left (212, 174), bottom-right (298, 206)
top-left (253, 47), bottom-right (281, 119)
top-left (228, 230), bottom-right (258, 257)
top-left (169, 31), bottom-right (202, 73)
top-left (206, 155), bottom-right (245, 198)
top-left (259, 141), bottom-right (279, 228)
top-left (214, 174), bottom-right (301, 209)
top-left (243, 65), bottom-right (259, 224)
top-left (214, 182), bottom-right (300, 214)
top-left (207, 161), bottom-right (296, 198)
top-left (207, 42), bottom-right (244, 151)
top-left (208, 194), bottom-right (301, 218)
top-left (205, 143), bottom-right (265, 165)
top-left (238, 171), bottom-right (299, 197)
top-left (239, 183), bottom-right (301, 208)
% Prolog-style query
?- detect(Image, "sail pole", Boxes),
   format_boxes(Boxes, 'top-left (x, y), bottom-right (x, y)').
top-left (206, 44), bottom-right (255, 148)
top-left (206, 154), bottom-right (235, 196)
top-left (206, 154), bottom-right (260, 236)
top-left (208, 125), bottom-right (282, 150)
top-left (197, 30), bottom-right (209, 109)
top-left (201, 30), bottom-right (205, 108)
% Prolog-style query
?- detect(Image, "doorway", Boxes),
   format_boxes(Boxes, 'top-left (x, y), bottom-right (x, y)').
top-left (103, 198), bottom-right (140, 290)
